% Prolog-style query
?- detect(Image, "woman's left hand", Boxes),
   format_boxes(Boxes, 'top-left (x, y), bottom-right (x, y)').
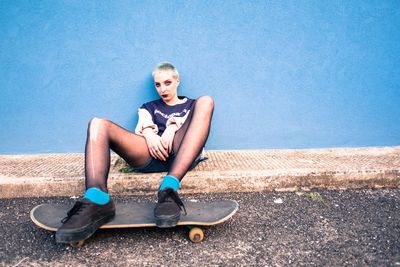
top-left (161, 125), bottom-right (178, 153)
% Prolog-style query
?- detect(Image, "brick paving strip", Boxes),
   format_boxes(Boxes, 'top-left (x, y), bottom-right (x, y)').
top-left (0, 147), bottom-right (399, 198)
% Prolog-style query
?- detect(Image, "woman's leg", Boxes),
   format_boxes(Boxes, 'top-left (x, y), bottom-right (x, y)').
top-left (84, 117), bottom-right (151, 192)
top-left (153, 96), bottom-right (214, 227)
top-left (168, 95), bottom-right (214, 180)
top-left (57, 118), bottom-right (151, 242)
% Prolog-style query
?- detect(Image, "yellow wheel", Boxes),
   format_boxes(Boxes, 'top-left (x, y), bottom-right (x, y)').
top-left (69, 240), bottom-right (85, 248)
top-left (189, 227), bottom-right (204, 243)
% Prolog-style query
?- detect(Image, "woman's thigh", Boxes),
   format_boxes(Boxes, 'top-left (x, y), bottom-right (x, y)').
top-left (101, 119), bottom-right (152, 168)
top-left (172, 101), bottom-right (195, 153)
top-left (172, 96), bottom-right (214, 153)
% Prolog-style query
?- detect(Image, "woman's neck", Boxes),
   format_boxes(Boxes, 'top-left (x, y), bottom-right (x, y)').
top-left (165, 96), bottom-right (186, 106)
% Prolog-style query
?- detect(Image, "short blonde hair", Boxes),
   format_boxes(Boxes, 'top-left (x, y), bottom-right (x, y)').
top-left (152, 61), bottom-right (179, 79)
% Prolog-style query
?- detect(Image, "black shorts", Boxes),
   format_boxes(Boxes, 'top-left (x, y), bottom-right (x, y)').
top-left (130, 151), bottom-right (207, 173)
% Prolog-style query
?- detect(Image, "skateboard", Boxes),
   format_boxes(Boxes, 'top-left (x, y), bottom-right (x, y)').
top-left (30, 200), bottom-right (238, 247)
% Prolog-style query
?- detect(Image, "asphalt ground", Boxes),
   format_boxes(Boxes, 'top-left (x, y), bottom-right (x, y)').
top-left (1, 189), bottom-right (399, 266)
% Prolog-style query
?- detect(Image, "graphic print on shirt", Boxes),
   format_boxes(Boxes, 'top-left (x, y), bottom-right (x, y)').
top-left (154, 108), bottom-right (189, 121)
top-left (139, 97), bottom-right (195, 136)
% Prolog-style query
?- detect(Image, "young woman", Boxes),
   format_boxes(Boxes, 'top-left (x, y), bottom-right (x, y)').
top-left (56, 62), bottom-right (214, 243)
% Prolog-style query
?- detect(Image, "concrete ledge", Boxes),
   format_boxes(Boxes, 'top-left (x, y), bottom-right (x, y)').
top-left (0, 146), bottom-right (399, 198)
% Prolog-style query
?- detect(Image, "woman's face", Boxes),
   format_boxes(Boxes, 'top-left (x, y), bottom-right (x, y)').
top-left (153, 71), bottom-right (180, 105)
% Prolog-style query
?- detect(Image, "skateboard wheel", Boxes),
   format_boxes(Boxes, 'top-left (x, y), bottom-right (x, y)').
top-left (189, 227), bottom-right (204, 243)
top-left (69, 240), bottom-right (85, 248)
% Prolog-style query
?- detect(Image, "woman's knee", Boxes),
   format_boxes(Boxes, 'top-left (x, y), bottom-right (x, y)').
top-left (196, 95), bottom-right (214, 111)
top-left (87, 117), bottom-right (109, 140)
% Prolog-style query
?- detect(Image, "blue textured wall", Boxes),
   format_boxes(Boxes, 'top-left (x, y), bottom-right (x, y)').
top-left (1, 0), bottom-right (399, 154)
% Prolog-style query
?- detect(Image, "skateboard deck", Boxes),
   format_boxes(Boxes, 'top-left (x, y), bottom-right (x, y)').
top-left (30, 200), bottom-right (238, 246)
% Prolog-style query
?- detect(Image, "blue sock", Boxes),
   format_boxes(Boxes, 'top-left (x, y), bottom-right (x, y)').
top-left (159, 175), bottom-right (180, 191)
top-left (83, 187), bottom-right (110, 205)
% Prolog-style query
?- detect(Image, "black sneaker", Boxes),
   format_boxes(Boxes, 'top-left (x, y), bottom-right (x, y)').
top-left (56, 198), bottom-right (115, 243)
top-left (154, 188), bottom-right (186, 228)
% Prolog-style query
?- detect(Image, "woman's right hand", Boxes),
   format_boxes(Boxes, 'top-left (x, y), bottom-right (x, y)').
top-left (142, 129), bottom-right (168, 161)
